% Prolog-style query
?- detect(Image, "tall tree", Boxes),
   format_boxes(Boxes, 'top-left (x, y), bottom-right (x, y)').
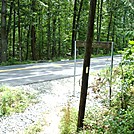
top-left (17, 0), bottom-right (22, 61)
top-left (31, 0), bottom-right (36, 60)
top-left (98, 0), bottom-right (103, 41)
top-left (47, 0), bottom-right (51, 60)
top-left (12, 0), bottom-right (16, 58)
top-left (0, 0), bottom-right (7, 62)
top-left (71, 0), bottom-right (78, 57)
top-left (71, 0), bottom-right (84, 56)
top-left (77, 0), bottom-right (97, 130)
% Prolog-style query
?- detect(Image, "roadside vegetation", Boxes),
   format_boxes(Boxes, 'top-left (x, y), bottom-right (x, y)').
top-left (24, 116), bottom-right (46, 134)
top-left (0, 85), bottom-right (36, 116)
top-left (60, 40), bottom-right (134, 133)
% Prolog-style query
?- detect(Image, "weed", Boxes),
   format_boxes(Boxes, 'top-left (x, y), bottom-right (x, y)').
top-left (0, 85), bottom-right (36, 116)
top-left (60, 101), bottom-right (77, 134)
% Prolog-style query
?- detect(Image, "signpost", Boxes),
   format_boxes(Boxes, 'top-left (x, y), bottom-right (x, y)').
top-left (73, 40), bottom-right (114, 106)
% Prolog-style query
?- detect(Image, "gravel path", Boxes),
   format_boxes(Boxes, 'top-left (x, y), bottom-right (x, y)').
top-left (0, 73), bottom-right (104, 134)
top-left (0, 76), bottom-right (83, 134)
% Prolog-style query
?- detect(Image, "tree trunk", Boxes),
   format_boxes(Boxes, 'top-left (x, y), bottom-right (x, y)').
top-left (26, 25), bottom-right (30, 60)
top-left (47, 0), bottom-right (51, 60)
top-left (77, 0), bottom-right (97, 130)
top-left (52, 17), bottom-right (56, 58)
top-left (76, 0), bottom-right (84, 33)
top-left (31, 25), bottom-right (36, 60)
top-left (13, 2), bottom-right (15, 58)
top-left (18, 0), bottom-right (22, 61)
top-left (107, 11), bottom-right (112, 42)
top-left (7, 1), bottom-right (14, 38)
top-left (1, 0), bottom-right (7, 62)
top-left (31, 0), bottom-right (36, 60)
top-left (58, 18), bottom-right (61, 56)
top-left (96, 0), bottom-right (100, 41)
top-left (98, 0), bottom-right (103, 41)
top-left (71, 0), bottom-right (83, 57)
top-left (71, 0), bottom-right (78, 57)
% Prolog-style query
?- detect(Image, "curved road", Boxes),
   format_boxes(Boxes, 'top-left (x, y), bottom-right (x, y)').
top-left (0, 55), bottom-right (122, 86)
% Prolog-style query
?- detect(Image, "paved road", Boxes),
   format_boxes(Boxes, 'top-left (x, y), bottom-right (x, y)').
top-left (0, 55), bottom-right (122, 86)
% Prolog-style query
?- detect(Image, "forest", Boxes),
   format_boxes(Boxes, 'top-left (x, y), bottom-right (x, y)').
top-left (0, 0), bottom-right (133, 64)
top-left (0, 0), bottom-right (134, 133)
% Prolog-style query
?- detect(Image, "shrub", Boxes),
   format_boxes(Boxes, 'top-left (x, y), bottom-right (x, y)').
top-left (0, 85), bottom-right (36, 116)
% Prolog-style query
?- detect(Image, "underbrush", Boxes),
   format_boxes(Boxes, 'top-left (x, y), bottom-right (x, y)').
top-left (60, 102), bottom-right (78, 134)
top-left (24, 116), bottom-right (46, 134)
top-left (60, 73), bottom-right (134, 134)
top-left (60, 41), bottom-right (134, 133)
top-left (0, 85), bottom-right (36, 116)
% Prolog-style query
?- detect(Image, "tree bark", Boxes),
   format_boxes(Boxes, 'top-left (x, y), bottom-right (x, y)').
top-left (1, 0), bottom-right (7, 62)
top-left (52, 17), bottom-right (56, 58)
top-left (71, 0), bottom-right (78, 57)
top-left (77, 0), bottom-right (97, 130)
top-left (47, 0), bottom-right (51, 60)
top-left (13, 2), bottom-right (15, 58)
top-left (31, 0), bottom-right (36, 60)
top-left (18, 0), bottom-right (22, 61)
top-left (96, 0), bottom-right (100, 41)
top-left (107, 11), bottom-right (112, 42)
top-left (98, 0), bottom-right (103, 41)
top-left (7, 1), bottom-right (14, 38)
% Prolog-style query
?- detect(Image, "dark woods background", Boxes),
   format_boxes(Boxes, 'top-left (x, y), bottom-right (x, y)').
top-left (0, 0), bottom-right (133, 63)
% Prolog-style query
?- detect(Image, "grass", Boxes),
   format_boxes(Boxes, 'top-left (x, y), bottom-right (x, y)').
top-left (24, 116), bottom-right (47, 134)
top-left (60, 101), bottom-right (78, 134)
top-left (0, 85), bottom-right (36, 116)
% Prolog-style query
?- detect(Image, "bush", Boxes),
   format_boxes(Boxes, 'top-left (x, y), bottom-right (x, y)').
top-left (0, 85), bottom-right (36, 116)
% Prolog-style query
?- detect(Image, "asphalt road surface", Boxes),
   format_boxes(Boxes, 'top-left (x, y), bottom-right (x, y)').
top-left (0, 55), bottom-right (122, 86)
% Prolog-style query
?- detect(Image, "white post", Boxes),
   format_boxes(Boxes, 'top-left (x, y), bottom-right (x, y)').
top-left (109, 42), bottom-right (114, 106)
top-left (74, 40), bottom-right (77, 96)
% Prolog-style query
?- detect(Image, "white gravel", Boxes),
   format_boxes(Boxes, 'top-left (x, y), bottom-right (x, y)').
top-left (0, 73), bottom-right (104, 134)
top-left (0, 76), bottom-right (82, 134)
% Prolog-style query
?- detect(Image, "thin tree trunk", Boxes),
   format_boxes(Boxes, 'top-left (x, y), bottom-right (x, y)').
top-left (47, 0), bottom-right (51, 60)
top-left (31, 25), bottom-right (36, 60)
top-left (38, 16), bottom-right (41, 59)
top-left (71, 0), bottom-right (78, 57)
top-left (77, 0), bottom-right (97, 130)
top-left (96, 0), bottom-right (100, 41)
top-left (107, 11), bottom-right (112, 42)
top-left (58, 18), bottom-right (61, 56)
top-left (1, 0), bottom-right (7, 62)
top-left (26, 25), bottom-right (30, 60)
top-left (7, 1), bottom-right (14, 37)
top-left (98, 0), bottom-right (103, 41)
top-left (31, 0), bottom-right (36, 60)
top-left (52, 17), bottom-right (56, 58)
top-left (13, 3), bottom-right (15, 58)
top-left (76, 0), bottom-right (84, 33)
top-left (17, 0), bottom-right (22, 61)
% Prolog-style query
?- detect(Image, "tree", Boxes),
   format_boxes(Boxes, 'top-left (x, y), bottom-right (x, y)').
top-left (31, 0), bottom-right (37, 60)
top-left (0, 0), bottom-right (7, 62)
top-left (77, 0), bottom-right (97, 130)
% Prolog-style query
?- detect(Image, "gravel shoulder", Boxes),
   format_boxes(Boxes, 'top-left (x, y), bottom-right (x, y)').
top-left (0, 71), bottom-right (103, 134)
top-left (0, 76), bottom-right (83, 134)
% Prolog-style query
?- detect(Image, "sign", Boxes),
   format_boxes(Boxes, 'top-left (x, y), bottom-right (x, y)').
top-left (76, 40), bottom-right (112, 49)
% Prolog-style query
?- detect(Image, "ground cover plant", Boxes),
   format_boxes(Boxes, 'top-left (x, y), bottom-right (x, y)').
top-left (60, 41), bottom-right (134, 134)
top-left (0, 85), bottom-right (36, 116)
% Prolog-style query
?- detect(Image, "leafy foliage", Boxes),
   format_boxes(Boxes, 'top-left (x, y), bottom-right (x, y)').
top-left (0, 85), bottom-right (36, 116)
top-left (0, 0), bottom-right (133, 62)
top-left (60, 102), bottom-right (77, 134)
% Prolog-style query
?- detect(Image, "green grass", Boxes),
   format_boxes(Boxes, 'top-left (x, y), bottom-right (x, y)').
top-left (0, 85), bottom-right (36, 116)
top-left (24, 112), bottom-right (48, 134)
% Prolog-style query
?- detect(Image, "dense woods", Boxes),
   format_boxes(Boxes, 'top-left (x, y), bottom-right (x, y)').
top-left (0, 0), bottom-right (133, 63)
